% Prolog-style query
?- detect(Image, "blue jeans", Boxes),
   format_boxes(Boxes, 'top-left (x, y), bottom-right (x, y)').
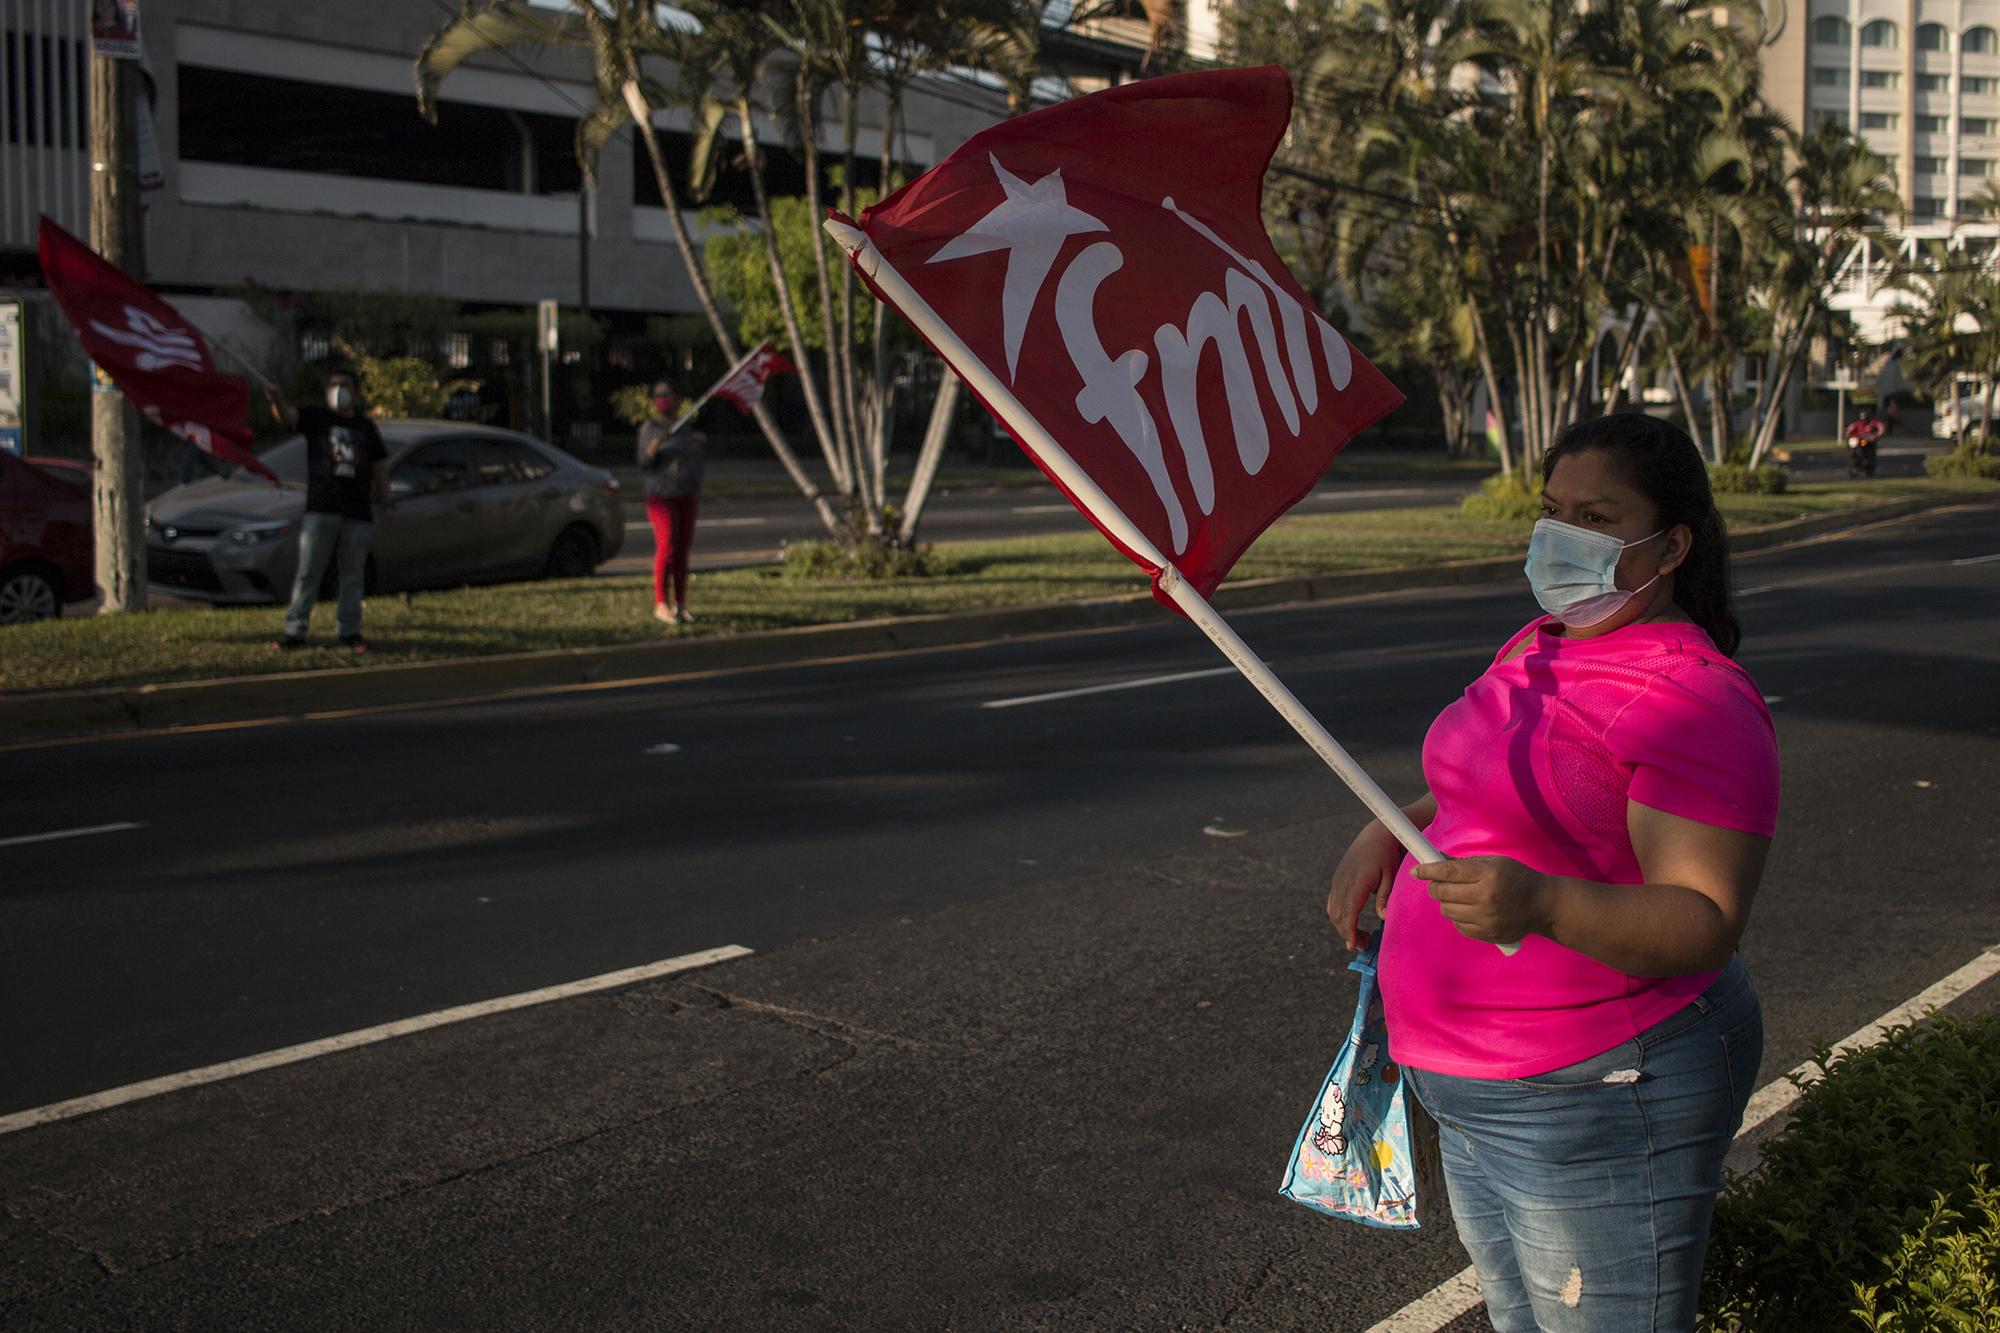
top-left (1405, 956), bottom-right (1761, 1332)
top-left (285, 512), bottom-right (374, 639)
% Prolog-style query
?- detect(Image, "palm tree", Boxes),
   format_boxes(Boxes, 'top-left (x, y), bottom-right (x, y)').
top-left (416, 0), bottom-right (845, 536)
top-left (1742, 120), bottom-right (1900, 467)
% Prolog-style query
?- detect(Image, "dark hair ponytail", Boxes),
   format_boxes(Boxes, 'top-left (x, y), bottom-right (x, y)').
top-left (1541, 413), bottom-right (1742, 656)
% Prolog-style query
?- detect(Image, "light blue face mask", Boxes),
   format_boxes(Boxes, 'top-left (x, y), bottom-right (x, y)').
top-left (1524, 519), bottom-right (1664, 628)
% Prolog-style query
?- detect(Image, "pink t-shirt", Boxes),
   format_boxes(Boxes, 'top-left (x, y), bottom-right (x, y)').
top-left (1377, 615), bottom-right (1781, 1079)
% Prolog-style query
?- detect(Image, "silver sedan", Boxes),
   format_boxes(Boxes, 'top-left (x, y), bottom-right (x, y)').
top-left (146, 421), bottom-right (624, 603)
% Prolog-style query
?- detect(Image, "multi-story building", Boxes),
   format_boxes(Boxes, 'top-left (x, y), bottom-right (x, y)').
top-left (1, 1), bottom-right (1028, 449)
top-left (1764, 1), bottom-right (2000, 349)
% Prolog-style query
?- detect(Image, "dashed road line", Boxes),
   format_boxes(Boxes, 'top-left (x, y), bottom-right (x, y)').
top-left (0, 944), bottom-right (755, 1137)
top-left (981, 664), bottom-right (1246, 709)
top-left (0, 821), bottom-right (144, 850)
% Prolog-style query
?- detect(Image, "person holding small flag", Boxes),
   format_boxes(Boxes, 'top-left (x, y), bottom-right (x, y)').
top-left (1329, 414), bottom-right (1780, 1330)
top-left (271, 366), bottom-right (390, 652)
top-left (636, 381), bottom-right (705, 625)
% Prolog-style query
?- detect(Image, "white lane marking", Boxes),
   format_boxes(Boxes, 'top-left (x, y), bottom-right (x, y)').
top-left (1737, 584), bottom-right (1779, 598)
top-left (0, 944), bottom-right (754, 1137)
top-left (644, 742), bottom-right (682, 755)
top-left (1367, 941), bottom-right (2000, 1333)
top-left (1950, 551), bottom-right (2000, 565)
top-left (1761, 695), bottom-right (1784, 705)
top-left (981, 664), bottom-right (1245, 709)
top-left (1203, 825), bottom-right (1248, 839)
top-left (0, 821), bottom-right (144, 850)
top-left (1010, 502), bottom-right (1075, 515)
top-left (1300, 486), bottom-right (1432, 501)
top-left (625, 517), bottom-right (768, 531)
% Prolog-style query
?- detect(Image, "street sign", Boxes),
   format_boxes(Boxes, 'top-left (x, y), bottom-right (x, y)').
top-left (0, 301), bottom-right (23, 453)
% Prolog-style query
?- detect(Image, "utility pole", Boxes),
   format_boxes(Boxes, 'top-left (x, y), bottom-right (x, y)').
top-left (90, 39), bottom-right (145, 613)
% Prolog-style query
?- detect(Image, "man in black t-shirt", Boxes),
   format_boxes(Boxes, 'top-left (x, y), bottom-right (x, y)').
top-left (271, 366), bottom-right (390, 651)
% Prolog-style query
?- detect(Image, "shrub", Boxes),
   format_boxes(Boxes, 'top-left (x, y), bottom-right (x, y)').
top-left (611, 384), bottom-right (655, 428)
top-left (1850, 1168), bottom-right (2000, 1331)
top-left (1708, 463), bottom-right (1789, 495)
top-left (780, 538), bottom-right (941, 581)
top-left (1459, 470), bottom-right (1542, 521)
top-left (1701, 1013), bottom-right (2000, 1330)
top-left (1926, 438), bottom-right (2000, 480)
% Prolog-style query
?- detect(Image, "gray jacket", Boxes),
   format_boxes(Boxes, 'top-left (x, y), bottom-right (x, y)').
top-left (637, 419), bottom-right (705, 499)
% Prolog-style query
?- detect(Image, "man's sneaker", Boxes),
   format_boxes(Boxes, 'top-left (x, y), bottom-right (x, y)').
top-left (339, 635), bottom-right (370, 654)
top-left (271, 634), bottom-right (305, 651)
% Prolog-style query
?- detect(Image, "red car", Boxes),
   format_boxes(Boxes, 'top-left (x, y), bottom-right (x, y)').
top-left (0, 451), bottom-right (94, 624)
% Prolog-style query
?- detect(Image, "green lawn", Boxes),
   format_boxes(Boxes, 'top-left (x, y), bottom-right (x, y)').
top-left (4, 478), bottom-right (1989, 695)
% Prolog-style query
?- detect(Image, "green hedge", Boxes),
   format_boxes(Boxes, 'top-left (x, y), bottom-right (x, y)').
top-left (1709, 463), bottom-right (1789, 495)
top-left (1927, 440), bottom-right (2000, 480)
top-left (1459, 471), bottom-right (1543, 521)
top-left (1701, 1013), bottom-right (2000, 1330)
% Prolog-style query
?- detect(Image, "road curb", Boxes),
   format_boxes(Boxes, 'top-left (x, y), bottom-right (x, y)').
top-left (3, 491), bottom-right (1986, 744)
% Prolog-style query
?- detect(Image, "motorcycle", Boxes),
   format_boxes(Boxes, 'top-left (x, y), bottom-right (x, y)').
top-left (1846, 434), bottom-right (1878, 478)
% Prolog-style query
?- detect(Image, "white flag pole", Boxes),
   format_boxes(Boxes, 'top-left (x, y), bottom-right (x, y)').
top-left (825, 218), bottom-right (1515, 954)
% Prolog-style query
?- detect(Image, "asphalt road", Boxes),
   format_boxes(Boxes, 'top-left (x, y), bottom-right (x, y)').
top-left (2, 497), bottom-right (1996, 1329)
top-left (607, 476), bottom-right (1475, 572)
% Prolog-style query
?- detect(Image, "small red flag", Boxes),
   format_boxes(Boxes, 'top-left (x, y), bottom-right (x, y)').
top-left (836, 66), bottom-right (1402, 603)
top-left (712, 342), bottom-right (796, 415)
top-left (37, 217), bottom-right (275, 482)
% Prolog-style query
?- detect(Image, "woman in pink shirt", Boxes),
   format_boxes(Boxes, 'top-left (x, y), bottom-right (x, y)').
top-left (1327, 414), bottom-right (1779, 1331)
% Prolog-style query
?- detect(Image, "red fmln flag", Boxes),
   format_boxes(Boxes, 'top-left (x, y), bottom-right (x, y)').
top-left (713, 342), bottom-right (796, 415)
top-left (834, 66), bottom-right (1402, 604)
top-left (37, 217), bottom-right (275, 482)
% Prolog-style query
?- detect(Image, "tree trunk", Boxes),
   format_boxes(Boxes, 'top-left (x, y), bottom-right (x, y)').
top-left (898, 368), bottom-right (960, 544)
top-left (1708, 368), bottom-right (1730, 465)
top-left (1470, 302), bottom-right (1515, 478)
top-left (796, 71), bottom-right (856, 494)
top-left (1660, 333), bottom-right (1708, 460)
top-left (90, 51), bottom-right (145, 614)
top-left (624, 79), bottom-right (841, 537)
top-left (1747, 343), bottom-right (1803, 468)
top-left (837, 80), bottom-right (864, 492)
top-left (736, 99), bottom-right (847, 501)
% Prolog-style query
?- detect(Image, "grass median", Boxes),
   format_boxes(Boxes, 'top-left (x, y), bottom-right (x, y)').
top-left (4, 477), bottom-right (1989, 696)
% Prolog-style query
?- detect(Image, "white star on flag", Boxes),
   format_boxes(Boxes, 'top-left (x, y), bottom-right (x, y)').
top-left (926, 154), bottom-right (1107, 381)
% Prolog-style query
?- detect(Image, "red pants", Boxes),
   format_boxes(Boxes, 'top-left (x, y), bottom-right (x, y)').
top-left (646, 493), bottom-right (699, 607)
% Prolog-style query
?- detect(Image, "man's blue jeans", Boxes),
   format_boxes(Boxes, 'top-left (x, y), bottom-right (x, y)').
top-left (1405, 956), bottom-right (1762, 1332)
top-left (285, 512), bottom-right (374, 640)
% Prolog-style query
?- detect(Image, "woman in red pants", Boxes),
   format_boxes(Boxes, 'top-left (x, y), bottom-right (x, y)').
top-left (636, 381), bottom-right (706, 624)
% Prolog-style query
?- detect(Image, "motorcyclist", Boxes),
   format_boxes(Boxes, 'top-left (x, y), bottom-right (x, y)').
top-left (1845, 410), bottom-right (1883, 476)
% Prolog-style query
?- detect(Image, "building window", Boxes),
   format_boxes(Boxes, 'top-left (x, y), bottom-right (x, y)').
top-left (1861, 20), bottom-right (1899, 48)
top-left (1860, 111), bottom-right (1899, 130)
top-left (1919, 22), bottom-right (1950, 50)
top-left (1914, 196), bottom-right (1947, 216)
top-left (1965, 117), bottom-right (1997, 136)
top-left (1918, 114), bottom-right (1951, 133)
top-left (1966, 76), bottom-right (1999, 94)
top-left (1815, 15), bottom-right (1852, 44)
top-left (1966, 26), bottom-right (1999, 54)
top-left (1815, 66), bottom-right (1849, 87)
top-left (1916, 155), bottom-right (1947, 175)
top-left (1862, 70), bottom-right (1900, 90)
top-left (1816, 108), bottom-right (1851, 130)
top-left (1918, 72), bottom-right (1950, 91)
top-left (177, 66), bottom-right (584, 196)
top-left (1880, 155), bottom-right (1899, 181)
top-left (1963, 158), bottom-right (1995, 177)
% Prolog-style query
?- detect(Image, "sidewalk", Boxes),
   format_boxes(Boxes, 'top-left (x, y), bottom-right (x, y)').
top-left (3, 491), bottom-right (1981, 747)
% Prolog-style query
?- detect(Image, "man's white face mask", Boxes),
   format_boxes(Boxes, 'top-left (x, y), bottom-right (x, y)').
top-left (327, 384), bottom-right (356, 415)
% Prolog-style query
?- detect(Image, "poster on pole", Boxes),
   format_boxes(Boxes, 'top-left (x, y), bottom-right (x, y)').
top-left (0, 301), bottom-right (24, 454)
top-left (91, 0), bottom-right (142, 59)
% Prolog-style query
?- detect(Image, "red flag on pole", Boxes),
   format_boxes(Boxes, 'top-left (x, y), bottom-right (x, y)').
top-left (831, 66), bottom-right (1402, 604)
top-left (824, 69), bottom-right (1514, 956)
top-left (712, 342), bottom-right (796, 415)
top-left (37, 217), bottom-right (275, 482)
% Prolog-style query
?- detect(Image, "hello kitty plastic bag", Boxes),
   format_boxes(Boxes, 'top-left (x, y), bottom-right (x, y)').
top-left (1277, 935), bottom-right (1440, 1229)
